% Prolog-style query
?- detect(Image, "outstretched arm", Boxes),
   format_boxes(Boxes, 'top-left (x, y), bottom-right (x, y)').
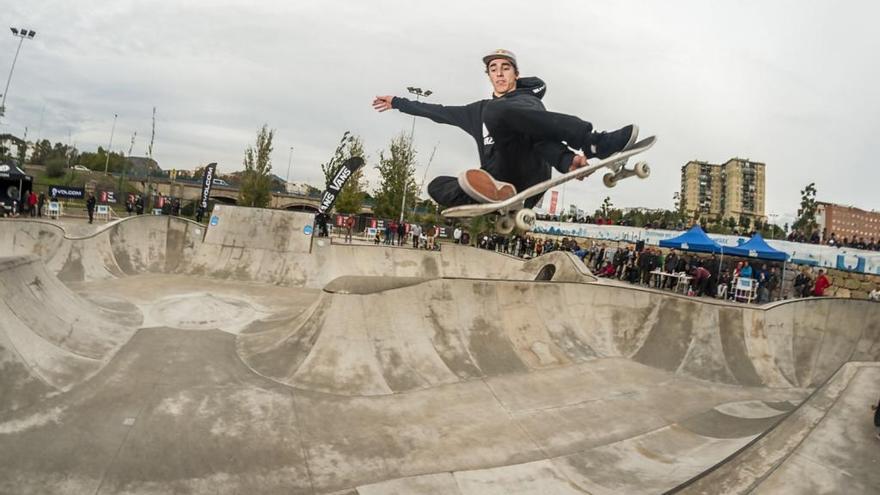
top-left (373, 95), bottom-right (479, 134)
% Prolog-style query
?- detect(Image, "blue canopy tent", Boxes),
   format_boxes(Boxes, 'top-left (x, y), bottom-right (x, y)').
top-left (726, 233), bottom-right (788, 261)
top-left (659, 225), bottom-right (724, 253)
top-left (726, 233), bottom-right (790, 290)
top-left (659, 226), bottom-right (727, 288)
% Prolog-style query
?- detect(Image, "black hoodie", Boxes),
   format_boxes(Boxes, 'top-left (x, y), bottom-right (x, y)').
top-left (391, 76), bottom-right (575, 192)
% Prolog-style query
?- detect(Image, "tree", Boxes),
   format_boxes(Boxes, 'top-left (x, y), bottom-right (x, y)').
top-left (238, 124), bottom-right (275, 208)
top-left (29, 139), bottom-right (53, 164)
top-left (725, 217), bottom-right (737, 231)
top-left (78, 147), bottom-right (126, 172)
top-left (792, 182), bottom-right (818, 235)
top-left (333, 135), bottom-right (368, 214)
top-left (45, 155), bottom-right (67, 178)
top-left (373, 132), bottom-right (418, 220)
top-left (601, 196), bottom-right (613, 217)
top-left (16, 140), bottom-right (26, 165)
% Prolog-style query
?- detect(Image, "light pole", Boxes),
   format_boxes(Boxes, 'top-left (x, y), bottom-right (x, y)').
top-left (0, 27), bottom-right (36, 119)
top-left (286, 146), bottom-right (294, 193)
top-left (104, 114), bottom-right (117, 174)
top-left (399, 86), bottom-right (432, 222)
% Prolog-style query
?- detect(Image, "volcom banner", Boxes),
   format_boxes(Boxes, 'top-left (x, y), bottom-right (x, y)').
top-left (317, 157), bottom-right (364, 214)
top-left (199, 162), bottom-right (217, 209)
top-left (49, 186), bottom-right (85, 199)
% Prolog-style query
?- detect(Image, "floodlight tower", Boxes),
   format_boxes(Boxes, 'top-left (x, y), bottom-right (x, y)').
top-left (0, 27), bottom-right (37, 119)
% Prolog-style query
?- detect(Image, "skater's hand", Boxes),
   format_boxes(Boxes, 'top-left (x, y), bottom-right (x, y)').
top-left (569, 154), bottom-right (588, 180)
top-left (372, 96), bottom-right (394, 112)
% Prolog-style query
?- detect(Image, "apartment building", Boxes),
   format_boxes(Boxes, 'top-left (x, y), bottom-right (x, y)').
top-left (680, 158), bottom-right (766, 226)
top-left (817, 202), bottom-right (880, 243)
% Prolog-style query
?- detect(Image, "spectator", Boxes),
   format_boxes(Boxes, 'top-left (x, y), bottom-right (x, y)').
top-left (26, 190), bottom-right (37, 217)
top-left (344, 216), bottom-right (355, 244)
top-left (827, 232), bottom-right (838, 246)
top-left (733, 261), bottom-right (744, 280)
top-left (691, 264), bottom-right (712, 296)
top-left (453, 226), bottom-right (462, 244)
top-left (37, 191), bottom-right (45, 218)
top-left (756, 263), bottom-right (770, 303)
top-left (793, 268), bottom-right (811, 298)
top-left (740, 261), bottom-right (753, 280)
top-left (396, 221), bottom-right (406, 246)
top-left (594, 261), bottom-right (613, 277)
top-left (86, 193), bottom-right (97, 224)
top-left (411, 223), bottom-right (422, 249)
top-left (812, 269), bottom-right (831, 296)
top-left (426, 225), bottom-right (436, 250)
top-left (717, 270), bottom-right (732, 299)
top-left (768, 266), bottom-right (781, 302)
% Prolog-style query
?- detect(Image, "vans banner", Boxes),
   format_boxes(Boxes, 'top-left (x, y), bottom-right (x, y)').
top-left (318, 157), bottom-right (364, 214)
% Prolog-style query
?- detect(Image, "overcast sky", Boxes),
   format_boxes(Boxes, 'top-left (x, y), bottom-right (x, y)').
top-left (3, 0), bottom-right (879, 221)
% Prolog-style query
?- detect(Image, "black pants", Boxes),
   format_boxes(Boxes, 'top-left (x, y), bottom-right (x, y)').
top-left (428, 99), bottom-right (593, 208)
top-left (88, 208), bottom-right (94, 223)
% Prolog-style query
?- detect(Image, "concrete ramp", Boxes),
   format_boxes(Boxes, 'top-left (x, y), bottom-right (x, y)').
top-left (239, 278), bottom-right (880, 396)
top-left (673, 362), bottom-right (880, 494)
top-left (0, 256), bottom-right (138, 414)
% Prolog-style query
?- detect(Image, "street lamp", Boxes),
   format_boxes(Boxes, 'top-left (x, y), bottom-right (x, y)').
top-left (286, 146), bottom-right (294, 193)
top-left (104, 114), bottom-right (117, 174)
top-left (400, 86), bottom-right (432, 222)
top-left (1, 27), bottom-right (36, 119)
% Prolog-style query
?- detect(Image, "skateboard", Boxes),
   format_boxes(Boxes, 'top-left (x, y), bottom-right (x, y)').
top-left (441, 135), bottom-right (656, 233)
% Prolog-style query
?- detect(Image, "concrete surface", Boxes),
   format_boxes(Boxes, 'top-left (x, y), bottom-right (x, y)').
top-left (0, 206), bottom-right (878, 494)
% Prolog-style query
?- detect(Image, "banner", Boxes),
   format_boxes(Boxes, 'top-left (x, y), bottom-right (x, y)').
top-left (49, 186), bottom-right (85, 199)
top-left (318, 157), bottom-right (365, 214)
top-left (199, 162), bottom-right (217, 209)
top-left (98, 190), bottom-right (117, 203)
top-left (548, 190), bottom-right (559, 215)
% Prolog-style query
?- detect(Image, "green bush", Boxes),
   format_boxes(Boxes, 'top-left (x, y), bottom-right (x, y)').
top-left (45, 157), bottom-right (67, 178)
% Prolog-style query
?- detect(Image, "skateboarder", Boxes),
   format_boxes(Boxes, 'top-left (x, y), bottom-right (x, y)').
top-left (372, 49), bottom-right (638, 208)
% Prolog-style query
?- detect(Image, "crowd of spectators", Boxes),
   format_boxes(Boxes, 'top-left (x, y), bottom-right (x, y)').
top-left (473, 234), bottom-right (837, 303)
top-left (787, 230), bottom-right (879, 251)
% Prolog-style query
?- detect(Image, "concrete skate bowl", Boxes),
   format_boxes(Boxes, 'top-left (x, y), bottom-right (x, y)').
top-left (238, 277), bottom-right (880, 493)
top-left (1, 209), bottom-right (878, 494)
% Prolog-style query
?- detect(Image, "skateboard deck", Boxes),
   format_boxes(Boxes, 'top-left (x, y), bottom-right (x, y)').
top-left (441, 135), bottom-right (656, 231)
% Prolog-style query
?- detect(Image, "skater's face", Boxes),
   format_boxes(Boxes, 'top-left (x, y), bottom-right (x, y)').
top-left (486, 58), bottom-right (517, 96)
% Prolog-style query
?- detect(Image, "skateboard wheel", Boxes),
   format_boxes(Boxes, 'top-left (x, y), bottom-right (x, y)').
top-left (603, 173), bottom-right (618, 188)
top-left (634, 161), bottom-right (650, 179)
top-left (495, 215), bottom-right (515, 234)
top-left (515, 209), bottom-right (536, 231)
